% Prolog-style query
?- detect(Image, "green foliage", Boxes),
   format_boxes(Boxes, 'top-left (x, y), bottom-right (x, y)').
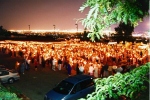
top-left (79, 62), bottom-right (150, 100)
top-left (0, 84), bottom-right (22, 100)
top-left (0, 91), bottom-right (21, 100)
top-left (79, 0), bottom-right (149, 41)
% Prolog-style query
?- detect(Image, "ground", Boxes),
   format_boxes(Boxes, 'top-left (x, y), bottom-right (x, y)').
top-left (0, 52), bottom-right (76, 100)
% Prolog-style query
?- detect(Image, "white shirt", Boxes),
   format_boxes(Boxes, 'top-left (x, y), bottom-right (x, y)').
top-left (79, 66), bottom-right (84, 72)
top-left (88, 66), bottom-right (94, 73)
top-left (52, 59), bottom-right (56, 65)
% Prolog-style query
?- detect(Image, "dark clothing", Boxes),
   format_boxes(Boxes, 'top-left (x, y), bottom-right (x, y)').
top-left (103, 64), bottom-right (108, 71)
top-left (25, 61), bottom-right (30, 70)
top-left (20, 62), bottom-right (25, 74)
top-left (58, 59), bottom-right (62, 64)
top-left (112, 57), bottom-right (116, 62)
top-left (64, 61), bottom-right (68, 70)
top-left (67, 63), bottom-right (72, 75)
top-left (100, 65), bottom-right (104, 78)
top-left (75, 63), bottom-right (80, 75)
top-left (42, 57), bottom-right (45, 68)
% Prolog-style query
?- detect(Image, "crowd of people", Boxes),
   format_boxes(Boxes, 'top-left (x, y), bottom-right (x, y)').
top-left (0, 40), bottom-right (149, 78)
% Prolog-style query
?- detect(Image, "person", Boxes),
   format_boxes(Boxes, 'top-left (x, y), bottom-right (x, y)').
top-left (112, 63), bottom-right (118, 75)
top-left (67, 62), bottom-right (72, 76)
top-left (39, 55), bottom-right (42, 66)
top-left (79, 62), bottom-right (84, 75)
top-left (52, 57), bottom-right (56, 71)
top-left (75, 63), bottom-right (80, 75)
top-left (126, 62), bottom-right (131, 72)
top-left (41, 56), bottom-right (45, 68)
top-left (116, 65), bottom-right (123, 73)
top-left (88, 63), bottom-right (94, 76)
top-left (84, 61), bottom-right (89, 75)
top-left (20, 62), bottom-right (25, 75)
top-left (103, 63), bottom-right (109, 77)
top-left (34, 59), bottom-right (38, 71)
top-left (99, 63), bottom-right (104, 78)
top-left (49, 57), bottom-right (53, 69)
top-left (15, 61), bottom-right (20, 72)
top-left (24, 59), bottom-right (30, 71)
top-left (108, 64), bottom-right (113, 76)
top-left (93, 62), bottom-right (99, 78)
top-left (63, 57), bottom-right (68, 70)
top-left (57, 57), bottom-right (62, 70)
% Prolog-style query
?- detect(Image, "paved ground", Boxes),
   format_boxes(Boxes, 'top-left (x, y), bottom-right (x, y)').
top-left (0, 52), bottom-right (76, 100)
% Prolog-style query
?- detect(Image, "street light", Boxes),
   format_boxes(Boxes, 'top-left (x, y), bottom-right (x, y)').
top-left (53, 25), bottom-right (55, 31)
top-left (75, 24), bottom-right (78, 32)
top-left (28, 25), bottom-right (30, 31)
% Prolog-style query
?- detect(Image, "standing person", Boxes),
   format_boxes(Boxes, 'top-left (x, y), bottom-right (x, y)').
top-left (63, 56), bottom-right (68, 70)
top-left (20, 62), bottom-right (25, 75)
top-left (108, 64), bottom-right (113, 76)
top-left (88, 63), bottom-right (94, 76)
top-left (79, 62), bottom-right (84, 75)
top-left (115, 65), bottom-right (123, 73)
top-left (57, 57), bottom-right (62, 70)
top-left (99, 63), bottom-right (104, 78)
top-left (15, 61), bottom-right (20, 72)
top-left (75, 62), bottom-right (80, 75)
top-left (49, 56), bottom-right (53, 69)
top-left (41, 56), bottom-right (45, 68)
top-left (52, 57), bottom-right (56, 71)
top-left (67, 61), bottom-right (72, 76)
top-left (39, 55), bottom-right (42, 66)
top-left (93, 62), bottom-right (99, 78)
top-left (34, 59), bottom-right (38, 71)
top-left (84, 60), bottom-right (90, 75)
top-left (112, 63), bottom-right (118, 75)
top-left (24, 59), bottom-right (30, 71)
top-left (103, 63), bottom-right (109, 77)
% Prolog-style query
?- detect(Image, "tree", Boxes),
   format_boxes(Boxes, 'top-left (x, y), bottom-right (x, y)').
top-left (114, 21), bottom-right (134, 43)
top-left (0, 25), bottom-right (10, 36)
top-left (0, 26), bottom-right (4, 32)
top-left (79, 0), bottom-right (149, 41)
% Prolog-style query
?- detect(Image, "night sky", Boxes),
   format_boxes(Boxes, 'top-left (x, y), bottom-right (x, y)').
top-left (0, 0), bottom-right (149, 32)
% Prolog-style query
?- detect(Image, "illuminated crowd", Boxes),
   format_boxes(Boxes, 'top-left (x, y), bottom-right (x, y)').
top-left (0, 40), bottom-right (149, 78)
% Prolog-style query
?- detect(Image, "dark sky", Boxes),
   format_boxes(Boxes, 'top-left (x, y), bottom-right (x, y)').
top-left (0, 0), bottom-right (149, 32)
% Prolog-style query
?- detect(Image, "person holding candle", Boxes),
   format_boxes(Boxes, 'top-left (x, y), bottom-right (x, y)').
top-left (88, 63), bottom-right (94, 76)
top-left (15, 61), bottom-right (20, 72)
top-left (79, 62), bottom-right (84, 75)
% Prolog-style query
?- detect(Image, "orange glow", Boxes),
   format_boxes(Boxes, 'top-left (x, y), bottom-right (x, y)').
top-left (9, 29), bottom-right (84, 33)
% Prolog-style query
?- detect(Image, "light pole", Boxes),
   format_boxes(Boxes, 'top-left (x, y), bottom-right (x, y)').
top-left (75, 24), bottom-right (78, 32)
top-left (28, 25), bottom-right (30, 31)
top-left (53, 25), bottom-right (55, 31)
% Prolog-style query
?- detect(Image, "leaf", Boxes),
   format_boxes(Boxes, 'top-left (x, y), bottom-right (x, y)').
top-left (139, 10), bottom-right (143, 15)
top-left (93, 4), bottom-right (99, 19)
top-left (126, 89), bottom-right (133, 97)
top-left (129, 91), bottom-right (134, 99)
top-left (95, 32), bottom-right (100, 39)
top-left (87, 5), bottom-right (98, 19)
top-left (106, 2), bottom-right (112, 11)
top-left (123, 14), bottom-right (128, 24)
